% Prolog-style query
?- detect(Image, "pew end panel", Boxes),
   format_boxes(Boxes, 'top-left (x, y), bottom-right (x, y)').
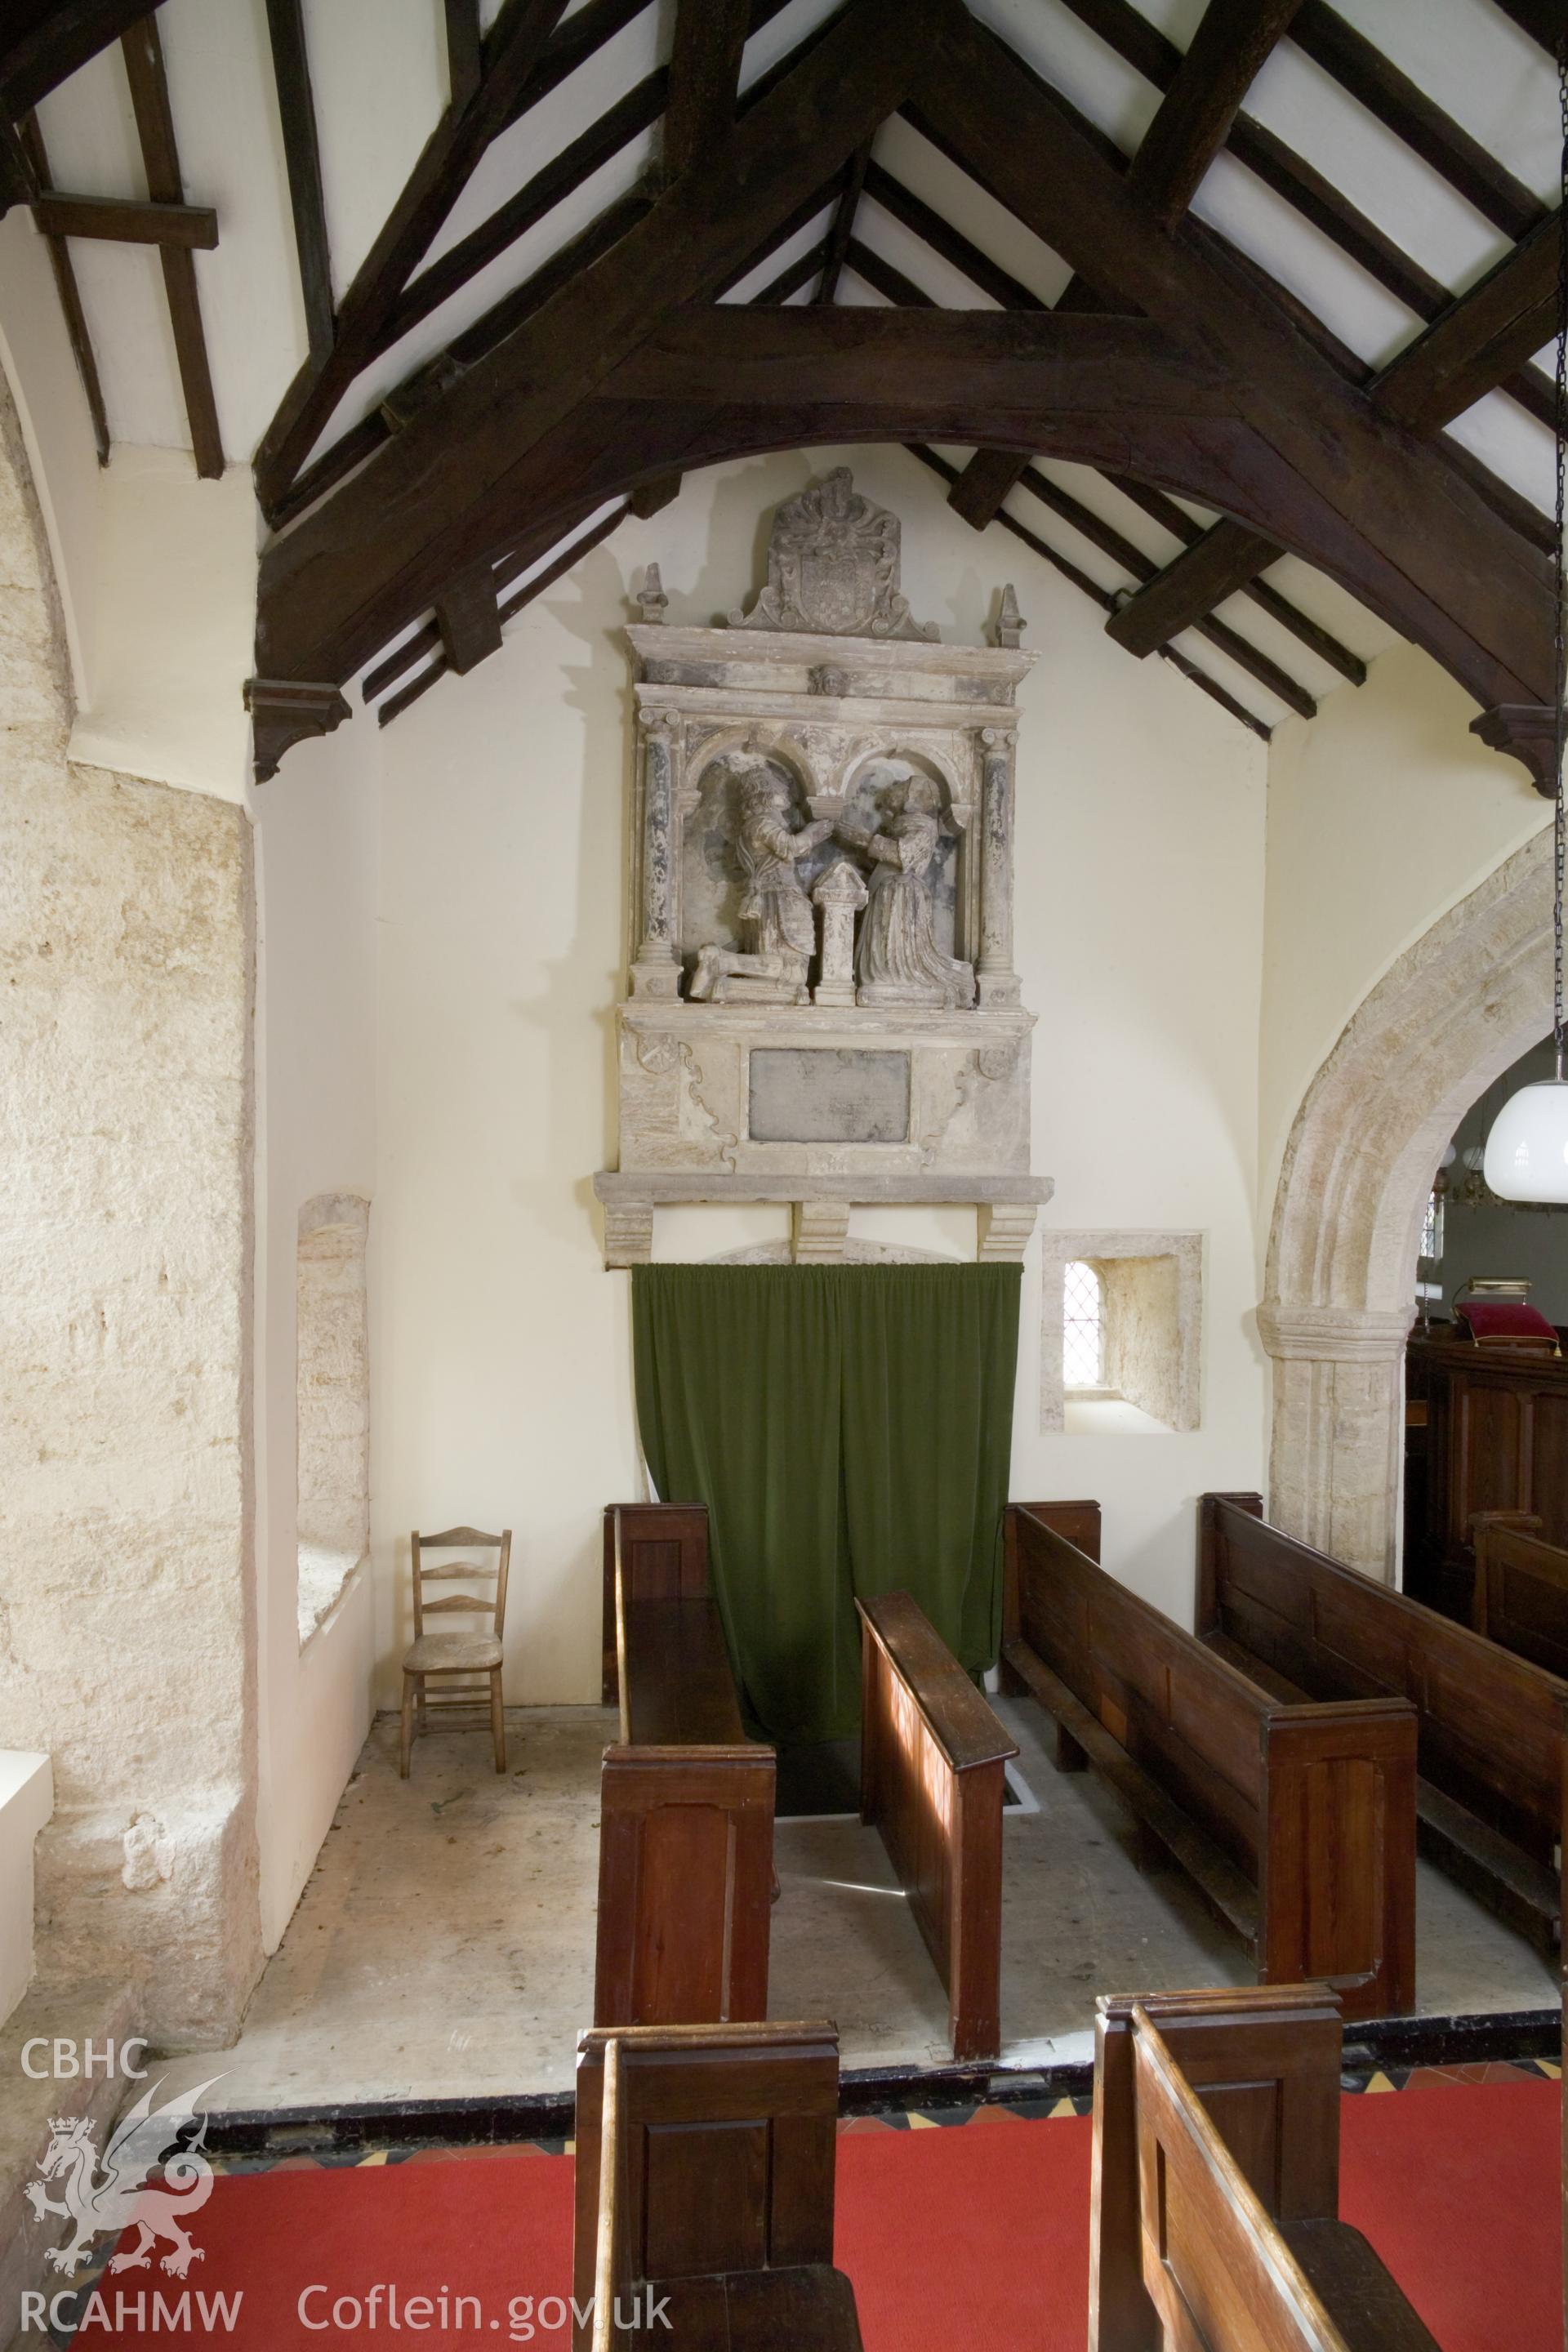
top-left (1003, 1499), bottom-right (1101, 1691)
top-left (1258, 1702), bottom-right (1418, 2022)
top-left (1201, 1490), bottom-right (1564, 1952)
top-left (594, 1744), bottom-right (775, 2031)
top-left (602, 1503), bottom-right (710, 1705)
top-left (1471, 1512), bottom-right (1568, 1679)
top-left (1127, 2004), bottom-right (1441, 2352)
top-left (857, 1591), bottom-right (1018, 2065)
top-left (573, 2021), bottom-right (851, 2352)
top-left (1196, 1490), bottom-right (1264, 1637)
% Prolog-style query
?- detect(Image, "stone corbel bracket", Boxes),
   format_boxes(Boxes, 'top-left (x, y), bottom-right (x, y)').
top-left (592, 1172), bottom-right (1053, 1268)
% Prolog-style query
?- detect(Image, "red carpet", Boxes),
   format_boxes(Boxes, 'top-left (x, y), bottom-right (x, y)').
top-left (64, 2080), bottom-right (1558, 2350)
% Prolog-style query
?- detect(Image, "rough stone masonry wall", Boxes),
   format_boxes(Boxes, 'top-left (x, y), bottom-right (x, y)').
top-left (0, 369), bottom-right (262, 2047)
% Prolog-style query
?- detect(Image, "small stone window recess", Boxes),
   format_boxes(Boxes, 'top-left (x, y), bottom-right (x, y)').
top-left (296, 1194), bottom-right (370, 1644)
top-left (1041, 1232), bottom-right (1202, 1433)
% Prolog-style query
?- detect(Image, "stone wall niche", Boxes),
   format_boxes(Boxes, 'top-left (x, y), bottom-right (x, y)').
top-left (296, 1195), bottom-right (371, 1645)
top-left (1041, 1232), bottom-right (1203, 1432)
top-left (596, 468), bottom-right (1051, 1264)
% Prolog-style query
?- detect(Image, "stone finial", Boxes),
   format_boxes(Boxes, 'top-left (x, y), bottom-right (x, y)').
top-left (728, 467), bottom-right (939, 642)
top-left (637, 563), bottom-right (669, 625)
top-left (993, 584), bottom-right (1026, 649)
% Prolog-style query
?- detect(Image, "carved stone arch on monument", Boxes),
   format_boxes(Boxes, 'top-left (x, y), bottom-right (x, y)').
top-left (679, 733), bottom-right (822, 973)
top-left (1261, 826), bottom-right (1552, 1578)
top-left (838, 747), bottom-right (970, 967)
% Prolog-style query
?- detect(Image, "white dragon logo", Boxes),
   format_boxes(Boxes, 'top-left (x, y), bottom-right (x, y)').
top-left (24, 2078), bottom-right (221, 2278)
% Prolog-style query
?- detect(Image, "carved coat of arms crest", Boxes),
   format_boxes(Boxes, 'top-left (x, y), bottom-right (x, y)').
top-left (729, 467), bottom-right (938, 641)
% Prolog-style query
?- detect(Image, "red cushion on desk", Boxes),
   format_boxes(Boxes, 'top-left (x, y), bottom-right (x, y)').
top-left (1454, 1301), bottom-right (1558, 1345)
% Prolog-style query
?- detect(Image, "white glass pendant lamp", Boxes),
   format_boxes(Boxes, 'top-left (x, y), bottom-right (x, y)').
top-left (1482, 42), bottom-right (1568, 1205)
top-left (1484, 1072), bottom-right (1568, 1201)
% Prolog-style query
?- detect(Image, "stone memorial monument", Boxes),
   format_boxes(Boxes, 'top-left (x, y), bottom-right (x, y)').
top-left (594, 468), bottom-right (1051, 1266)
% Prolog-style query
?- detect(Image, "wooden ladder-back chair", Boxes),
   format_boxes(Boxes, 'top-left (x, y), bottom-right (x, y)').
top-left (400, 1526), bottom-right (510, 1778)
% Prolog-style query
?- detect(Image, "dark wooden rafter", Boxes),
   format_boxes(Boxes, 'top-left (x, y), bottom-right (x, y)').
top-left (847, 238), bottom-right (1310, 720)
top-left (269, 155), bottom-right (848, 539)
top-left (911, 446), bottom-right (1272, 742)
top-left (914, 8), bottom-right (1550, 725)
top-left (664, 0), bottom-right (748, 180)
top-left (120, 15), bottom-right (222, 476)
top-left (255, 0), bottom-right (572, 512)
top-left (1054, 0), bottom-right (1557, 426)
top-left (852, 167), bottom-right (1361, 685)
top-left (1113, 204), bottom-right (1562, 659)
top-left (255, 0), bottom-right (1561, 781)
top-left (376, 501), bottom-right (627, 728)
top-left (1289, 2), bottom-right (1545, 243)
top-left (1129, 0), bottom-right (1307, 229)
top-left (20, 112), bottom-right (108, 463)
top-left (836, 238), bottom-right (1313, 721)
top-left (443, 0), bottom-right (483, 116)
top-left (256, 0), bottom-right (951, 695)
top-left (264, 0), bottom-right (333, 362)
top-left (815, 142), bottom-right (871, 305)
top-left (947, 0), bottom-right (1305, 528)
top-left (1108, 473), bottom-right (1363, 685)
top-left (1107, 522), bottom-right (1281, 657)
top-left (30, 190), bottom-right (215, 243)
top-left (1371, 212), bottom-right (1561, 434)
top-left (257, 0), bottom-right (804, 520)
top-left (434, 565), bottom-right (502, 674)
top-left (0, 0), bottom-right (158, 205)
top-left (1491, 0), bottom-right (1563, 50)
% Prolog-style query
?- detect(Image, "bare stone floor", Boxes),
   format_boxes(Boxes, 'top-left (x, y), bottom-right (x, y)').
top-left (160, 1699), bottom-right (1558, 2112)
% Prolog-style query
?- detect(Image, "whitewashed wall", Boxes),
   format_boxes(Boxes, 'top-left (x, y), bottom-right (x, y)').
top-left (1258, 641), bottom-right (1550, 1248)
top-left (251, 722), bottom-right (379, 1949)
top-left (368, 443), bottom-right (1272, 1681)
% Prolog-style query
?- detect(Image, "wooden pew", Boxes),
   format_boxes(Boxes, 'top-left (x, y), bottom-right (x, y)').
top-left (572, 2021), bottom-right (862, 2351)
top-left (1200, 1490), bottom-right (1565, 1953)
top-left (1405, 1328), bottom-right (1568, 1619)
top-left (1091, 1984), bottom-right (1439, 2352)
top-left (1003, 1503), bottom-right (1416, 2021)
top-left (595, 1502), bottom-right (774, 2030)
top-left (857, 1590), bottom-right (1018, 2064)
top-left (602, 1502), bottom-right (709, 1704)
top-left (1471, 1511), bottom-right (1568, 1680)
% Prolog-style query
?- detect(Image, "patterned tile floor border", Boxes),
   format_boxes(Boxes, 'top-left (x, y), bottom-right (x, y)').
top-left (200, 2053), bottom-right (1561, 2172)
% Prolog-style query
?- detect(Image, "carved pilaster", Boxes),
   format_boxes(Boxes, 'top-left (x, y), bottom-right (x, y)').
top-left (792, 1200), bottom-right (852, 1262)
top-left (630, 713), bottom-right (681, 998)
top-left (1257, 1303), bottom-right (1413, 1578)
top-left (976, 726), bottom-right (1020, 1008)
top-left (978, 1200), bottom-right (1037, 1262)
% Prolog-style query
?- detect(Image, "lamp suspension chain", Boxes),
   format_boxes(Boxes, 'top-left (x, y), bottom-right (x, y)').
top-left (1554, 33), bottom-right (1567, 1079)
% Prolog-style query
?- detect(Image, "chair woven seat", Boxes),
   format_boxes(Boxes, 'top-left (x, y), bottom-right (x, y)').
top-left (403, 1630), bottom-right (502, 1673)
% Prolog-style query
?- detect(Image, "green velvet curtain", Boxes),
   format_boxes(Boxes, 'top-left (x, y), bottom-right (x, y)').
top-left (631, 1263), bottom-right (1022, 1744)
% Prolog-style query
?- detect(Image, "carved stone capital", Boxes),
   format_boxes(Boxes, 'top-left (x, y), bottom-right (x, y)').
top-left (980, 725), bottom-right (1018, 750)
top-left (245, 678), bottom-right (352, 782)
top-left (1256, 1303), bottom-right (1414, 1362)
top-left (1469, 704), bottom-right (1560, 799)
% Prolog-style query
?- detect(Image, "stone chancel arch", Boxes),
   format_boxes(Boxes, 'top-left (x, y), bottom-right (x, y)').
top-left (1261, 831), bottom-right (1553, 1579)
